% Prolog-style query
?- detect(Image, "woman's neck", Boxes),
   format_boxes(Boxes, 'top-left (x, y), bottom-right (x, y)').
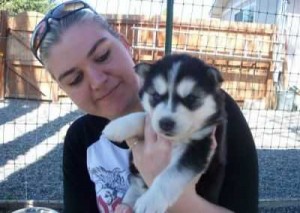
top-left (109, 101), bottom-right (144, 120)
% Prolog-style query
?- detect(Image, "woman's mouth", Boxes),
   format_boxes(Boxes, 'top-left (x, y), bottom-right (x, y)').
top-left (96, 82), bottom-right (121, 101)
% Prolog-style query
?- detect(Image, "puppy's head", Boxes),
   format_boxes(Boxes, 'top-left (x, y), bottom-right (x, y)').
top-left (135, 54), bottom-right (223, 140)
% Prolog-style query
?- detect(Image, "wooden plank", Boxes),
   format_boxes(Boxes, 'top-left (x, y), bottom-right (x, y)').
top-left (8, 59), bottom-right (42, 67)
top-left (132, 46), bottom-right (277, 62)
top-left (9, 30), bottom-right (30, 49)
top-left (8, 11), bottom-right (44, 31)
top-left (222, 73), bottom-right (267, 84)
top-left (0, 11), bottom-right (8, 100)
top-left (130, 18), bottom-right (275, 35)
top-left (134, 27), bottom-right (273, 58)
top-left (108, 15), bottom-right (275, 35)
top-left (7, 63), bottom-right (46, 97)
top-left (6, 31), bottom-right (39, 66)
top-left (265, 72), bottom-right (276, 109)
top-left (5, 62), bottom-right (57, 101)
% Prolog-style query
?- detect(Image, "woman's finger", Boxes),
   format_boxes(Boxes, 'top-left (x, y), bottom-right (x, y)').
top-left (211, 126), bottom-right (217, 137)
top-left (114, 204), bottom-right (133, 213)
top-left (210, 127), bottom-right (217, 149)
top-left (144, 114), bottom-right (157, 145)
top-left (126, 138), bottom-right (140, 150)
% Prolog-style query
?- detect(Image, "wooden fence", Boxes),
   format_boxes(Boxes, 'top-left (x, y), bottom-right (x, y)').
top-left (0, 12), bottom-right (284, 108)
top-left (128, 17), bottom-right (281, 108)
top-left (1, 11), bottom-right (58, 101)
top-left (0, 11), bottom-right (8, 100)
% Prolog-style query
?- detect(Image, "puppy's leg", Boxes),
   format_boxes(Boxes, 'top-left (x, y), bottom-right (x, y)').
top-left (103, 112), bottom-right (146, 142)
top-left (134, 144), bottom-right (194, 213)
top-left (134, 139), bottom-right (215, 213)
top-left (122, 175), bottom-right (147, 208)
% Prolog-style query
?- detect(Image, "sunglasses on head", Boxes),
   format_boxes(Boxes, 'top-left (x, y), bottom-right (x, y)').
top-left (30, 0), bottom-right (97, 64)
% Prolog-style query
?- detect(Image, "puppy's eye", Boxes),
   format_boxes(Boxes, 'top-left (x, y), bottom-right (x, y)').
top-left (184, 94), bottom-right (198, 105)
top-left (152, 92), bottom-right (161, 102)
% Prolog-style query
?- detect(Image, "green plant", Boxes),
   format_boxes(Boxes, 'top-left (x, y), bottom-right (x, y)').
top-left (0, 0), bottom-right (54, 15)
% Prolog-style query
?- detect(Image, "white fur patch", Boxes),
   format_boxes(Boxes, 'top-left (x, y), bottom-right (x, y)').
top-left (151, 102), bottom-right (173, 133)
top-left (191, 94), bottom-right (216, 130)
top-left (102, 112), bottom-right (146, 142)
top-left (167, 62), bottom-right (181, 109)
top-left (190, 126), bottom-right (214, 140)
top-left (177, 78), bottom-right (196, 98)
top-left (153, 76), bottom-right (167, 95)
top-left (141, 93), bottom-right (152, 114)
top-left (168, 62), bottom-right (181, 86)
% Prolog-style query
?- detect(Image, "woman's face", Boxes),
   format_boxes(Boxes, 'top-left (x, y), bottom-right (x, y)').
top-left (47, 21), bottom-right (141, 119)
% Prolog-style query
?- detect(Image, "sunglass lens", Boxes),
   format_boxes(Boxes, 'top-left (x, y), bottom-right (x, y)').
top-left (32, 21), bottom-right (47, 52)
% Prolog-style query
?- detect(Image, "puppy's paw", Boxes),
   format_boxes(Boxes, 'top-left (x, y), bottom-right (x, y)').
top-left (103, 112), bottom-right (146, 142)
top-left (102, 118), bottom-right (129, 142)
top-left (134, 188), bottom-right (168, 213)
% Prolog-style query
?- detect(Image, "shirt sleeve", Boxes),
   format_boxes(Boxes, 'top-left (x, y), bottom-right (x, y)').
top-left (218, 92), bottom-right (259, 213)
top-left (62, 115), bottom-right (107, 213)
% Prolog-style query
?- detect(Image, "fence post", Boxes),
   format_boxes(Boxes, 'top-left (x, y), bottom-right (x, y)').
top-left (0, 11), bottom-right (8, 100)
top-left (165, 0), bottom-right (174, 55)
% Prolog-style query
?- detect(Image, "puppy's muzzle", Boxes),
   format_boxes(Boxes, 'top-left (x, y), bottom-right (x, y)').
top-left (159, 117), bottom-right (175, 135)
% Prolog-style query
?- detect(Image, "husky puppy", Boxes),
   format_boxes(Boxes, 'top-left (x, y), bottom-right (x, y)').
top-left (103, 54), bottom-right (227, 213)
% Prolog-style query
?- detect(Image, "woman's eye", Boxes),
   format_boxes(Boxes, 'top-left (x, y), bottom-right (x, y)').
top-left (69, 73), bottom-right (83, 86)
top-left (95, 50), bottom-right (110, 63)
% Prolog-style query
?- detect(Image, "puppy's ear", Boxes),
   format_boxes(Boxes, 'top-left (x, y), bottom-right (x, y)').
top-left (208, 67), bottom-right (224, 88)
top-left (134, 63), bottom-right (152, 80)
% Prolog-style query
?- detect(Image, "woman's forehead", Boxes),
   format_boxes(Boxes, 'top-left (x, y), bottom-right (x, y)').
top-left (47, 23), bottom-right (116, 77)
top-left (62, 22), bottom-right (112, 46)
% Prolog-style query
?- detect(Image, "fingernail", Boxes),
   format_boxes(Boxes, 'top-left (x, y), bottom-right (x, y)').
top-left (121, 206), bottom-right (130, 213)
top-left (116, 204), bottom-right (130, 213)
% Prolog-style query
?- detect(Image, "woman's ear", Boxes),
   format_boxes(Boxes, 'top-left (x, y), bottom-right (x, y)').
top-left (134, 63), bottom-right (151, 79)
top-left (119, 33), bottom-right (133, 57)
top-left (208, 67), bottom-right (224, 88)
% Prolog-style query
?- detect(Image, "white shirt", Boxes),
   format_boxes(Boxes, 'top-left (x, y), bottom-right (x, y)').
top-left (87, 134), bottom-right (131, 213)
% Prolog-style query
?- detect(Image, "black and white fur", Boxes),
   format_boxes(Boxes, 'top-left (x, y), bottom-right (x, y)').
top-left (103, 54), bottom-right (227, 213)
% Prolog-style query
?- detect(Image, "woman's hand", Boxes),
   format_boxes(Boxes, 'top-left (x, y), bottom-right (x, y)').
top-left (128, 114), bottom-right (172, 186)
top-left (114, 204), bottom-right (133, 213)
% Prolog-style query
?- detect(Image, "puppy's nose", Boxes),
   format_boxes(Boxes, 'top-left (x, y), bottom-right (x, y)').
top-left (159, 118), bottom-right (175, 132)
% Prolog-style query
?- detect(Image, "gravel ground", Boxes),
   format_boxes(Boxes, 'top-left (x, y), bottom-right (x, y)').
top-left (0, 99), bottom-right (299, 204)
top-left (259, 206), bottom-right (300, 213)
top-left (0, 99), bottom-right (82, 200)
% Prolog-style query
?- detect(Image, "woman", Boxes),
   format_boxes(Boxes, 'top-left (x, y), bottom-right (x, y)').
top-left (30, 1), bottom-right (259, 213)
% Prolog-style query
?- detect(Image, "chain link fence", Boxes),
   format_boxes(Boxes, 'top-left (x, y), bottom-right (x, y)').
top-left (0, 0), bottom-right (299, 212)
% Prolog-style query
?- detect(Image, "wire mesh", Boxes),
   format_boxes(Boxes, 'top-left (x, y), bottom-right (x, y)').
top-left (0, 0), bottom-right (299, 212)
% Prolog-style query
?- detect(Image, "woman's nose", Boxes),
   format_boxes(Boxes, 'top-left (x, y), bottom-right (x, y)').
top-left (87, 67), bottom-right (108, 90)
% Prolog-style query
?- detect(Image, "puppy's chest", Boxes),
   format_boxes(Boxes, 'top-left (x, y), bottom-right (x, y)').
top-left (169, 136), bottom-right (213, 165)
